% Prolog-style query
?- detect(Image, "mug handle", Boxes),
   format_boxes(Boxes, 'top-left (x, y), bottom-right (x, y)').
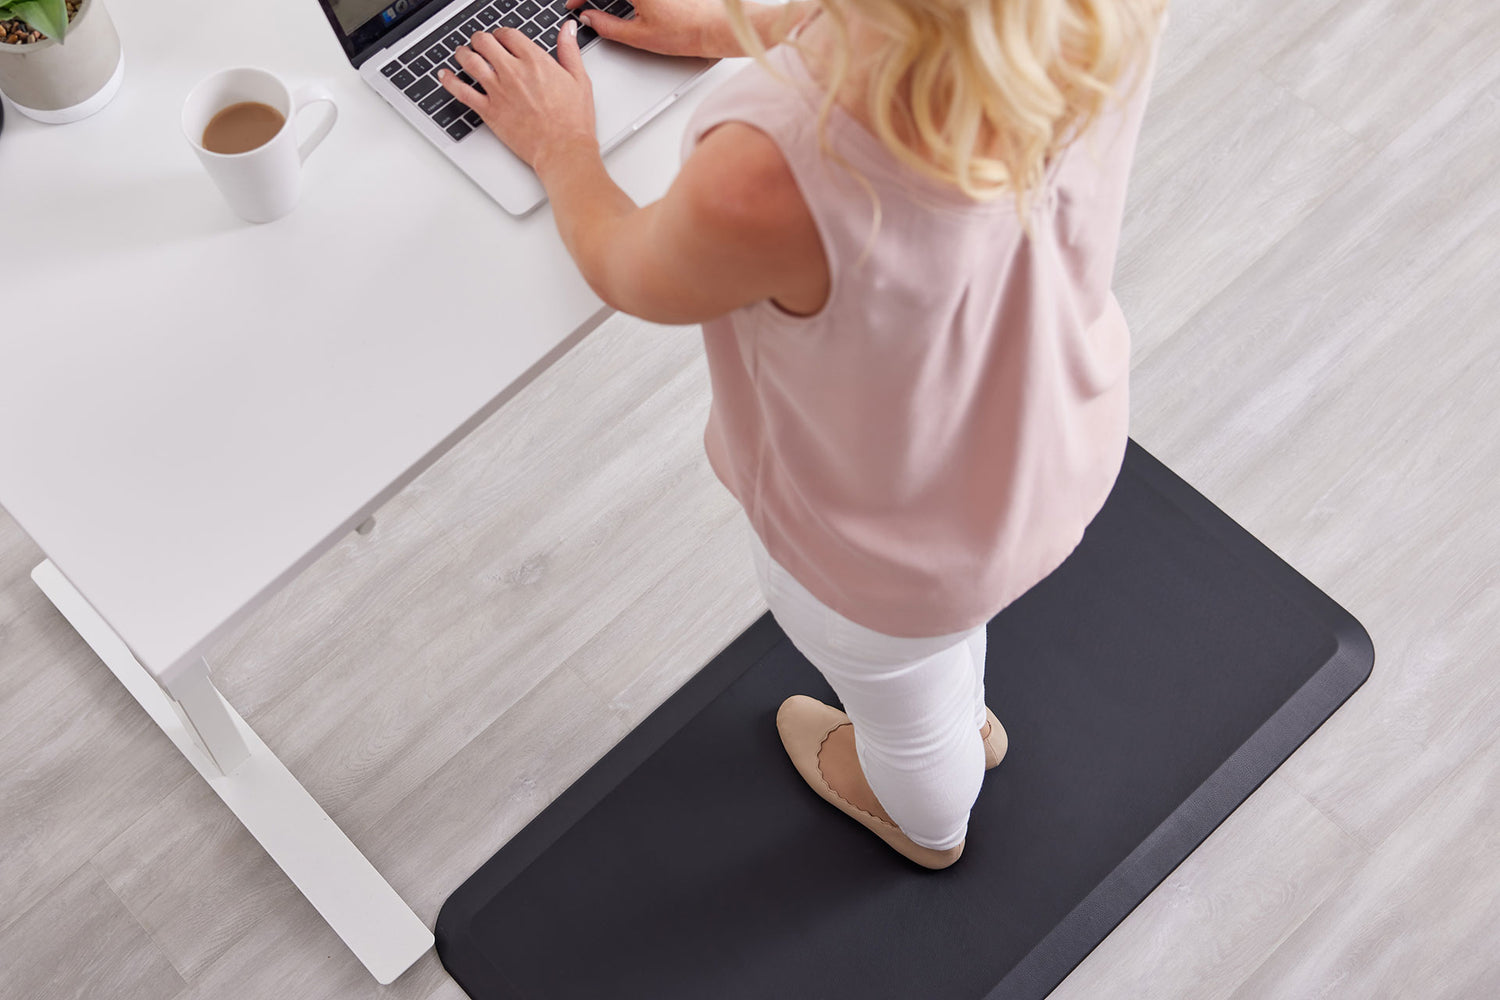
top-left (291, 83), bottom-right (339, 164)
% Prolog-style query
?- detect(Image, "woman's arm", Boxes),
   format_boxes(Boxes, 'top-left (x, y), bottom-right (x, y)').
top-left (441, 26), bottom-right (828, 324)
top-left (540, 122), bottom-right (827, 323)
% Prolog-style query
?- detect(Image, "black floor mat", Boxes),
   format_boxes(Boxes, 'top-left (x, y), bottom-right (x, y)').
top-left (435, 441), bottom-right (1373, 999)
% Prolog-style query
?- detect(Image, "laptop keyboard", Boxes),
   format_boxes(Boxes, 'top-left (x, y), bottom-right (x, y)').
top-left (378, 0), bottom-right (634, 142)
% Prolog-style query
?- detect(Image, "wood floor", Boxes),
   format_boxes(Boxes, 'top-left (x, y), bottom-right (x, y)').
top-left (2, 0), bottom-right (1497, 996)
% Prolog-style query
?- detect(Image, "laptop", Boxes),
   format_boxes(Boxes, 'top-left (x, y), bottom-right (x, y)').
top-left (314, 0), bottom-right (716, 215)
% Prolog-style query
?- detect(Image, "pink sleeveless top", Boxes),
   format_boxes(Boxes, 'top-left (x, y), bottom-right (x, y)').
top-left (680, 28), bottom-right (1161, 638)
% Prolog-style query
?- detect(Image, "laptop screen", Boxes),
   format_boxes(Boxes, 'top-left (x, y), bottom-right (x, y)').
top-left (317, 0), bottom-right (447, 67)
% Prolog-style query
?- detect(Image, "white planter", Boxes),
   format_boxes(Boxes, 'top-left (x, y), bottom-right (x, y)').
top-left (0, 0), bottom-right (123, 123)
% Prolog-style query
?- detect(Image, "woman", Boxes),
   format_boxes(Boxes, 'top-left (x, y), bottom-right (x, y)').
top-left (437, 0), bottom-right (1167, 869)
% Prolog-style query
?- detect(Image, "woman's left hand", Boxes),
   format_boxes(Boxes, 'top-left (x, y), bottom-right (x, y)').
top-left (438, 22), bottom-right (597, 174)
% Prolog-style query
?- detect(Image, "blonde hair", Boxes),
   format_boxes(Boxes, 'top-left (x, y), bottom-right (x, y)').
top-left (723, 0), bottom-right (1167, 221)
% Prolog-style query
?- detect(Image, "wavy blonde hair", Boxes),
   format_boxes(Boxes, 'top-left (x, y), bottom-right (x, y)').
top-left (723, 0), bottom-right (1167, 220)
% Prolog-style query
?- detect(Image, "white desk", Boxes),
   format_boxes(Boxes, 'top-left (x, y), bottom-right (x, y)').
top-left (0, 0), bottom-right (736, 983)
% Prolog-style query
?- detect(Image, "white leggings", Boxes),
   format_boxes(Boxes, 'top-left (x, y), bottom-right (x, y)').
top-left (749, 527), bottom-right (987, 851)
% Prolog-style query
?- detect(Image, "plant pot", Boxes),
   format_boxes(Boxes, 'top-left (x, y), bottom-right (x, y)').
top-left (0, 0), bottom-right (123, 123)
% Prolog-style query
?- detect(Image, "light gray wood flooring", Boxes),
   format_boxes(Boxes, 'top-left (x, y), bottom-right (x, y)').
top-left (2, 0), bottom-right (1497, 996)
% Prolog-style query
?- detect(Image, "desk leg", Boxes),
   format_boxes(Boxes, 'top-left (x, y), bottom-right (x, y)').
top-left (165, 660), bottom-right (253, 776)
top-left (30, 559), bottom-right (435, 985)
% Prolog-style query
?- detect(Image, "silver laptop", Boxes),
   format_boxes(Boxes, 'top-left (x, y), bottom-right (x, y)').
top-left (314, 0), bottom-right (714, 215)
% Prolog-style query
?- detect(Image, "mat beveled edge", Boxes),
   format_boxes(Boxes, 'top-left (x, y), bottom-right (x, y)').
top-left (434, 611), bottom-right (785, 997)
top-left (989, 447), bottom-right (1376, 1000)
top-left (990, 614), bottom-right (1372, 1000)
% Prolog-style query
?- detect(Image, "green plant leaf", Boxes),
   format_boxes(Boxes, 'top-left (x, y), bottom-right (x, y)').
top-left (5, 0), bottom-right (68, 41)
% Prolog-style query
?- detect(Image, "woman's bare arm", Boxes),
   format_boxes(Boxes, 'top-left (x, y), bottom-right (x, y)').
top-left (537, 122), bottom-right (829, 324)
top-left (439, 17), bottom-right (827, 325)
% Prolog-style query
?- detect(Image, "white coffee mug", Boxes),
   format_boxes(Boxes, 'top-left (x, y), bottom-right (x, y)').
top-left (182, 67), bottom-right (338, 223)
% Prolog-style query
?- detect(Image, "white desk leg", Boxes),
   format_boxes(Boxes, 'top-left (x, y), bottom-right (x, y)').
top-left (166, 660), bottom-right (253, 776)
top-left (31, 560), bottom-right (434, 985)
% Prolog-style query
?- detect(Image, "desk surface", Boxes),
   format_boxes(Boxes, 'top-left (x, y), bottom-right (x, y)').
top-left (0, 0), bottom-right (737, 686)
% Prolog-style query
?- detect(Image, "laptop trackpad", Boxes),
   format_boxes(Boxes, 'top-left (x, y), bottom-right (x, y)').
top-left (585, 42), bottom-right (715, 145)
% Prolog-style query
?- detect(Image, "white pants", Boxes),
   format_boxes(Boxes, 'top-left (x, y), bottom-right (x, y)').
top-left (749, 527), bottom-right (987, 851)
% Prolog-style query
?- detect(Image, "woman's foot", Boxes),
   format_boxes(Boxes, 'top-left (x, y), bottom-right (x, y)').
top-left (776, 694), bottom-right (965, 870)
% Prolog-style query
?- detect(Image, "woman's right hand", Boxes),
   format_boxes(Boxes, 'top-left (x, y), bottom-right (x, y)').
top-left (564, 0), bottom-right (732, 59)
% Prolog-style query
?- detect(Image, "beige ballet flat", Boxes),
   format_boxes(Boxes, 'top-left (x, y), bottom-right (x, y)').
top-left (982, 706), bottom-right (1009, 770)
top-left (776, 694), bottom-right (965, 871)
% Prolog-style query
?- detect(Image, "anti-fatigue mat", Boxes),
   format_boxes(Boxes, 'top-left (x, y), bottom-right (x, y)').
top-left (435, 441), bottom-right (1373, 999)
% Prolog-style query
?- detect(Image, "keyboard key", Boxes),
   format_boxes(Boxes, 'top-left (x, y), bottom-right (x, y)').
top-left (477, 5), bottom-right (500, 24)
top-left (409, 0), bottom-right (490, 57)
top-left (577, 23), bottom-right (598, 45)
top-left (404, 75), bottom-right (439, 101)
top-left (425, 44), bottom-right (448, 63)
top-left (539, 25), bottom-right (559, 49)
top-left (534, 7), bottom-right (559, 28)
top-left (446, 68), bottom-right (485, 94)
top-left (463, 109), bottom-right (483, 126)
top-left (463, 18), bottom-right (484, 34)
top-left (407, 54), bottom-right (432, 75)
top-left (496, 0), bottom-right (517, 10)
top-left (603, 0), bottom-right (631, 14)
top-left (519, 20), bottom-right (541, 38)
top-left (380, 60), bottom-right (401, 77)
top-left (444, 31), bottom-right (465, 47)
top-left (500, 10), bottom-right (524, 27)
top-left (390, 68), bottom-right (415, 89)
top-left (516, 0), bottom-right (540, 16)
top-left (420, 87), bottom-right (454, 114)
top-left (433, 101), bottom-right (465, 128)
top-left (446, 119), bottom-right (474, 141)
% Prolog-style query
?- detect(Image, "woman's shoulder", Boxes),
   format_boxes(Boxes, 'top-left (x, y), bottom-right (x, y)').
top-left (675, 120), bottom-right (820, 264)
top-left (677, 121), bottom-right (830, 318)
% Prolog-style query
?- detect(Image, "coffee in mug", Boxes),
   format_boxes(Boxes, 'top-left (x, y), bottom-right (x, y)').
top-left (202, 101), bottom-right (287, 155)
top-left (182, 67), bottom-right (339, 223)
